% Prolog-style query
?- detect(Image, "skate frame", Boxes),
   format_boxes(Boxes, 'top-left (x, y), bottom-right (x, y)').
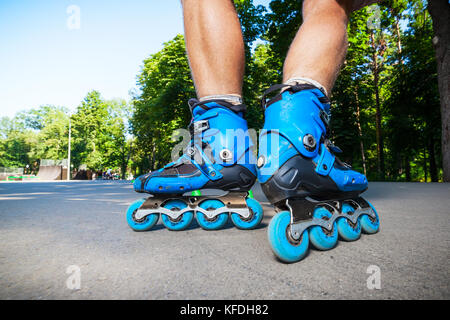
top-left (134, 191), bottom-right (252, 221)
top-left (286, 197), bottom-right (377, 241)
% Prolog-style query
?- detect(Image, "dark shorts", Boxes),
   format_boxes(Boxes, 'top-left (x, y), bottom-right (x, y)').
top-left (352, 0), bottom-right (381, 12)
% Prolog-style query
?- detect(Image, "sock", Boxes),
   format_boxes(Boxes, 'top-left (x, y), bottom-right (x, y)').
top-left (199, 94), bottom-right (243, 105)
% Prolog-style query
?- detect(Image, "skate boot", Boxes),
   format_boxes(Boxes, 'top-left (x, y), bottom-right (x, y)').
top-left (126, 99), bottom-right (263, 231)
top-left (258, 83), bottom-right (380, 263)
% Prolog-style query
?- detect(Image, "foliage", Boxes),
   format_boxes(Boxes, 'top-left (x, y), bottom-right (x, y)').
top-left (129, 34), bottom-right (195, 173)
top-left (71, 91), bottom-right (130, 172)
top-left (0, 93), bottom-right (130, 175)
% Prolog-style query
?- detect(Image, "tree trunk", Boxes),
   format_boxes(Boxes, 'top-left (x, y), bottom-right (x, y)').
top-left (354, 88), bottom-right (367, 176)
top-left (391, 10), bottom-right (405, 181)
top-left (374, 81), bottom-right (385, 179)
top-left (405, 156), bottom-right (411, 181)
top-left (370, 32), bottom-right (386, 180)
top-left (393, 12), bottom-right (404, 67)
top-left (150, 143), bottom-right (156, 171)
top-left (396, 152), bottom-right (402, 179)
top-left (428, 0), bottom-right (450, 182)
top-left (123, 142), bottom-right (133, 180)
top-left (423, 146), bottom-right (428, 182)
top-left (429, 137), bottom-right (438, 182)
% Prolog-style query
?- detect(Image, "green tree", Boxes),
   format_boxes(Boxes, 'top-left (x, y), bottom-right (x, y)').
top-left (0, 116), bottom-right (36, 169)
top-left (130, 34), bottom-right (195, 173)
top-left (71, 91), bottom-right (129, 172)
top-left (19, 105), bottom-right (70, 162)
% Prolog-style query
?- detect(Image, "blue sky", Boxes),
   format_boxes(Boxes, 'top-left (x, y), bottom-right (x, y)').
top-left (0, 0), bottom-right (270, 118)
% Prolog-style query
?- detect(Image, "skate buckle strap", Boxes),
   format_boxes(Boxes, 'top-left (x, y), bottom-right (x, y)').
top-left (189, 98), bottom-right (247, 115)
top-left (315, 145), bottom-right (335, 176)
top-left (189, 119), bottom-right (210, 135)
top-left (325, 139), bottom-right (343, 154)
top-left (319, 109), bottom-right (330, 129)
top-left (189, 142), bottom-right (223, 181)
top-left (260, 84), bottom-right (291, 110)
top-left (260, 83), bottom-right (330, 110)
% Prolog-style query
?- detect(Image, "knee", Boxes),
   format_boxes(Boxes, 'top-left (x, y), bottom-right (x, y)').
top-left (303, 0), bottom-right (353, 20)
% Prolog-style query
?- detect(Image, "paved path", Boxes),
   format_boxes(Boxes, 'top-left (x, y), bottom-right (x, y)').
top-left (0, 181), bottom-right (449, 299)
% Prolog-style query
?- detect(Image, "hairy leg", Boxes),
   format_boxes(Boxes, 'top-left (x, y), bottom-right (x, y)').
top-left (283, 0), bottom-right (354, 95)
top-left (181, 0), bottom-right (245, 101)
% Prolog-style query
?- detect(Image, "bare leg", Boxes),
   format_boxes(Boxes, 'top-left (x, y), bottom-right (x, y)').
top-left (283, 0), bottom-right (354, 95)
top-left (181, 0), bottom-right (245, 101)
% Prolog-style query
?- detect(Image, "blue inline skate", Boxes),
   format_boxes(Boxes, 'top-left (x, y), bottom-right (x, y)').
top-left (127, 99), bottom-right (263, 231)
top-left (258, 83), bottom-right (380, 263)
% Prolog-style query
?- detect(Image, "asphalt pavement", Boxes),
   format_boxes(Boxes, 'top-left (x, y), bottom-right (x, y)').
top-left (0, 180), bottom-right (449, 299)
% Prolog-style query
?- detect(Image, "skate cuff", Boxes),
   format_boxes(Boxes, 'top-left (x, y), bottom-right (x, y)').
top-left (188, 98), bottom-right (247, 115)
top-left (284, 77), bottom-right (328, 97)
top-left (260, 82), bottom-right (330, 111)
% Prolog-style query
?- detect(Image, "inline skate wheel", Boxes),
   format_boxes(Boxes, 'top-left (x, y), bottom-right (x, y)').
top-left (361, 201), bottom-right (380, 234)
top-left (309, 206), bottom-right (338, 250)
top-left (230, 197), bottom-right (263, 230)
top-left (160, 199), bottom-right (193, 231)
top-left (195, 199), bottom-right (228, 230)
top-left (126, 198), bottom-right (159, 231)
top-left (268, 211), bottom-right (309, 263)
top-left (337, 203), bottom-right (361, 241)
